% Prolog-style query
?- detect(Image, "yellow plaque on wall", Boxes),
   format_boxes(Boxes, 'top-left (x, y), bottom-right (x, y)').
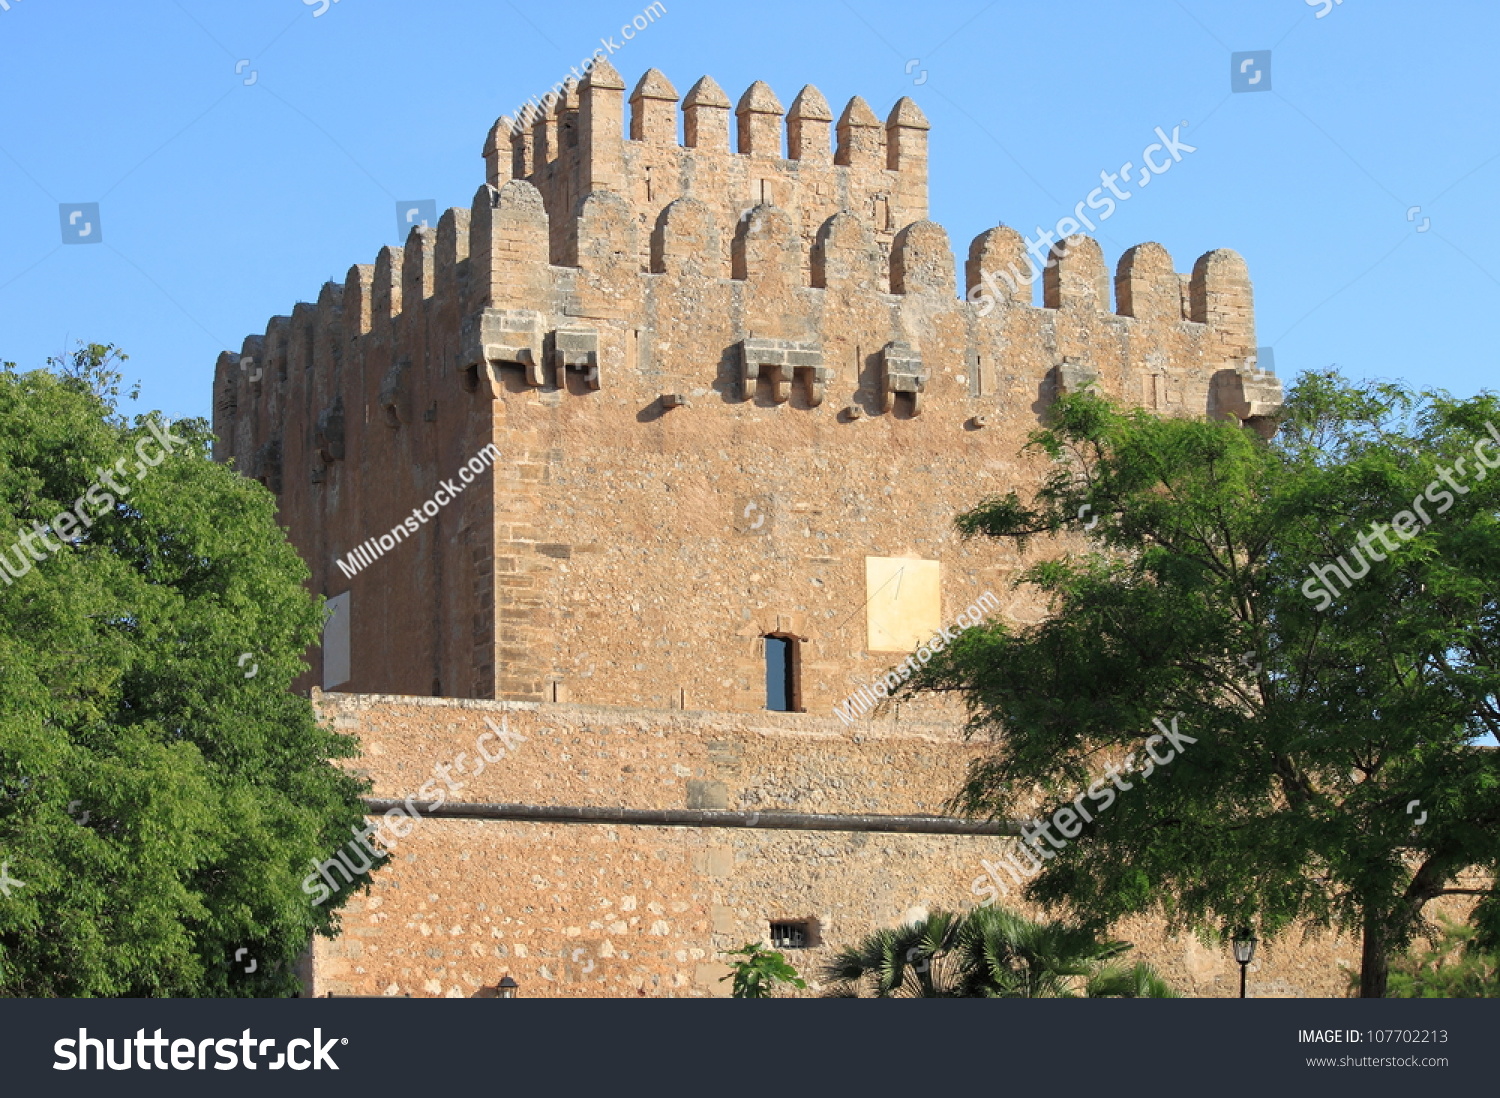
top-left (865, 557), bottom-right (941, 652)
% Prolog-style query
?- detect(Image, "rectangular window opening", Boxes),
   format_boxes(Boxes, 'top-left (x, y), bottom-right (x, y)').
top-left (764, 635), bottom-right (798, 712)
top-left (769, 921), bottom-right (812, 950)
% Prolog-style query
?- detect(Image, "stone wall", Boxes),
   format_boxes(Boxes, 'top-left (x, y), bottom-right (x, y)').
top-left (308, 693), bottom-right (1360, 999)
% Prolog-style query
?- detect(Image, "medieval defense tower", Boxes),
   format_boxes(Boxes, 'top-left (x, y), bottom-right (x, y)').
top-left (212, 64), bottom-right (1315, 998)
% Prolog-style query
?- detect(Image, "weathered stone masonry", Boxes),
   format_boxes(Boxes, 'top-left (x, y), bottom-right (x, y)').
top-left (213, 64), bottom-right (1334, 997)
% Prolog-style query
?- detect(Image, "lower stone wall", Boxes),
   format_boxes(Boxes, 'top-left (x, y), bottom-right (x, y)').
top-left (309, 692), bottom-right (1362, 998)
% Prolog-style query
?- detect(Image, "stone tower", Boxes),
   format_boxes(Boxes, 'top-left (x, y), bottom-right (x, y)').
top-left (212, 66), bottom-right (1321, 999)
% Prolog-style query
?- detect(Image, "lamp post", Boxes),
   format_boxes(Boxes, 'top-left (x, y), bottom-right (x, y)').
top-left (496, 976), bottom-right (519, 999)
top-left (1231, 929), bottom-right (1258, 999)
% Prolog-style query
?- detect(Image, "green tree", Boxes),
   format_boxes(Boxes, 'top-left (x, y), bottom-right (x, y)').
top-left (906, 376), bottom-right (1500, 997)
top-left (0, 346), bottom-right (372, 996)
top-left (719, 942), bottom-right (807, 998)
top-left (1385, 917), bottom-right (1500, 998)
top-left (821, 905), bottom-right (1176, 998)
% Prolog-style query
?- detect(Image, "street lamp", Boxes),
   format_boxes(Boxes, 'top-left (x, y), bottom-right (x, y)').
top-left (496, 976), bottom-right (519, 999)
top-left (1231, 929), bottom-right (1258, 999)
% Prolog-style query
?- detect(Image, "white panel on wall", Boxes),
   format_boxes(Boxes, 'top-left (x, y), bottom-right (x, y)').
top-left (323, 591), bottom-right (351, 690)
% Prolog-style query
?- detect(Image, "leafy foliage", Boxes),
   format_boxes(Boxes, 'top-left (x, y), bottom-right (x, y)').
top-left (719, 942), bottom-right (807, 998)
top-left (820, 905), bottom-right (1177, 998)
top-left (0, 346), bottom-right (372, 996)
top-left (905, 375), bottom-right (1500, 996)
top-left (1385, 917), bottom-right (1500, 998)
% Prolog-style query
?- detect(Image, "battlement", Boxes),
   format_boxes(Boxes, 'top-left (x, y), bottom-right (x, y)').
top-left (212, 64), bottom-right (1277, 706)
top-left (482, 61), bottom-right (928, 272)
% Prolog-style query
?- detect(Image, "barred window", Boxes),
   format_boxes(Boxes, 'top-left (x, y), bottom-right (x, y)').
top-left (769, 921), bottom-right (811, 950)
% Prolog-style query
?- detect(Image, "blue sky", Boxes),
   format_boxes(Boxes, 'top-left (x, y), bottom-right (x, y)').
top-left (0, 0), bottom-right (1494, 422)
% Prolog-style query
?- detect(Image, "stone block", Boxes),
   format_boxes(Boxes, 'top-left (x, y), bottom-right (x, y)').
top-left (686, 779), bottom-right (728, 810)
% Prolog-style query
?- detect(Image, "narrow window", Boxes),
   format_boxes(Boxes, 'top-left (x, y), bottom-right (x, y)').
top-left (764, 635), bottom-right (798, 712)
top-left (769, 921), bottom-right (814, 949)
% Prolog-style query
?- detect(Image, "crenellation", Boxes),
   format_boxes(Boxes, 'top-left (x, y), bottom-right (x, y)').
top-left (787, 85), bottom-right (833, 163)
top-left (289, 302), bottom-right (318, 377)
top-left (212, 350), bottom-right (239, 464)
top-left (966, 226), bottom-right (1034, 309)
top-left (1044, 234), bottom-right (1110, 312)
top-left (434, 208), bottom-right (470, 310)
top-left (1190, 248), bottom-right (1255, 365)
top-left (885, 97), bottom-right (928, 169)
top-left (312, 282), bottom-right (345, 413)
top-left (263, 315), bottom-right (290, 384)
top-left (731, 203), bottom-right (799, 285)
top-left (401, 226), bottom-right (435, 316)
top-left (577, 60), bottom-right (626, 196)
top-left (1115, 242), bottom-right (1178, 321)
top-left (682, 75), bottom-right (731, 150)
top-left (834, 96), bottom-right (884, 171)
top-left (629, 68), bottom-right (679, 145)
top-left (735, 80), bottom-right (784, 158)
top-left (511, 105), bottom-right (538, 178)
top-left (481, 68), bottom-right (935, 281)
top-left (342, 264), bottom-right (374, 341)
top-left (651, 196), bottom-right (723, 278)
top-left (531, 79), bottom-right (575, 170)
top-left (812, 208), bottom-right (883, 291)
top-left (471, 181), bottom-right (551, 313)
top-left (572, 189), bottom-right (638, 303)
top-left (891, 220), bottom-right (954, 298)
top-left (484, 118), bottom-right (513, 189)
top-left (371, 246), bottom-right (403, 335)
top-left (885, 96), bottom-right (929, 215)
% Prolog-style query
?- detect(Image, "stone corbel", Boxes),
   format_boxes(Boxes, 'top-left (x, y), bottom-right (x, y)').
top-left (794, 357), bottom-right (833, 407)
top-left (553, 327), bottom-right (601, 390)
top-left (741, 337), bottom-right (827, 404)
top-left (460, 308), bottom-right (546, 387)
top-left (1212, 360), bottom-right (1283, 438)
top-left (1053, 356), bottom-right (1099, 399)
top-left (741, 337), bottom-right (791, 402)
top-left (879, 341), bottom-right (927, 414)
